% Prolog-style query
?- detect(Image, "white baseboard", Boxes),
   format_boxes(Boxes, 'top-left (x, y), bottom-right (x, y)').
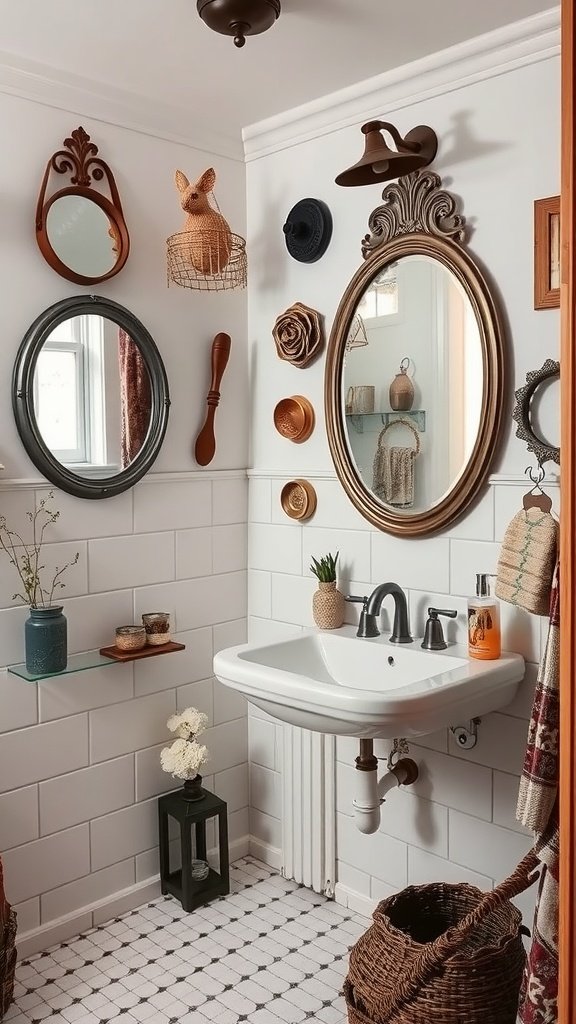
top-left (334, 882), bottom-right (377, 918)
top-left (248, 836), bottom-right (282, 871)
top-left (17, 836), bottom-right (250, 961)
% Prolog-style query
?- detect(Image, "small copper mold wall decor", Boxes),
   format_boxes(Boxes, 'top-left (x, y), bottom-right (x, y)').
top-left (273, 302), bottom-right (324, 368)
top-left (36, 126), bottom-right (130, 286)
top-left (280, 479), bottom-right (317, 521)
top-left (273, 396), bottom-right (315, 442)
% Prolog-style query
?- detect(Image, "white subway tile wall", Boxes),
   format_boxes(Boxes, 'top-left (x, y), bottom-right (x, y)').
top-left (247, 476), bottom-right (557, 919)
top-left (0, 474), bottom-right (249, 939)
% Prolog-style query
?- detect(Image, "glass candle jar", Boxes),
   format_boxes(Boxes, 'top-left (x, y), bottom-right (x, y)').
top-left (115, 625), bottom-right (147, 652)
top-left (142, 612), bottom-right (171, 646)
top-left (190, 859), bottom-right (210, 881)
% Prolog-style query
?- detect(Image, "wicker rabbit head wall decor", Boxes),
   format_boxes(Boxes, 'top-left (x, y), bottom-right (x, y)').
top-left (166, 166), bottom-right (247, 291)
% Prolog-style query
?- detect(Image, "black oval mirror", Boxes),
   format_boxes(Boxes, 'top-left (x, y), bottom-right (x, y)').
top-left (13, 295), bottom-right (170, 499)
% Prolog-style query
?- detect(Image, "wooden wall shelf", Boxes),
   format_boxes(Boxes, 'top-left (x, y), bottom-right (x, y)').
top-left (99, 641), bottom-right (185, 662)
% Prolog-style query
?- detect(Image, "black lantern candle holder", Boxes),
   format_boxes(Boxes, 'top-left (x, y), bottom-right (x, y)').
top-left (158, 785), bottom-right (229, 912)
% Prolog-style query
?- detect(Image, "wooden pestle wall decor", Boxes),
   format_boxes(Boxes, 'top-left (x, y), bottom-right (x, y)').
top-left (195, 333), bottom-right (231, 466)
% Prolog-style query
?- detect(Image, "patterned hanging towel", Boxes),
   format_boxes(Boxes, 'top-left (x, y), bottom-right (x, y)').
top-left (517, 561), bottom-right (560, 1024)
top-left (0, 857), bottom-right (17, 1021)
top-left (495, 506), bottom-right (558, 616)
top-left (372, 419), bottom-right (420, 508)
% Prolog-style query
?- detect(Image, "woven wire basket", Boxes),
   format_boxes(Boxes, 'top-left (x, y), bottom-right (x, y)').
top-left (344, 849), bottom-right (539, 1024)
top-left (166, 229), bottom-right (247, 292)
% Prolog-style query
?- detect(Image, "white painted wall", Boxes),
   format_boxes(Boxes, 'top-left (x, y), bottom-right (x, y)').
top-left (245, 32), bottom-right (560, 921)
top-left (0, 89), bottom-right (250, 955)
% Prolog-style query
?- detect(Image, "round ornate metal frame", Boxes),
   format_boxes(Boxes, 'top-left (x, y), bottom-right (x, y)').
top-left (13, 295), bottom-right (170, 500)
top-left (325, 171), bottom-right (506, 537)
top-left (512, 358), bottom-right (560, 466)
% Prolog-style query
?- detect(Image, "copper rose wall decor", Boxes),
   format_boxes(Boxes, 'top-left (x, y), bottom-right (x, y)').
top-left (272, 302), bottom-right (325, 368)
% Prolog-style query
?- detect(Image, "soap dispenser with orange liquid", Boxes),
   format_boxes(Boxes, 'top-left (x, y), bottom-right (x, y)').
top-left (468, 573), bottom-right (501, 660)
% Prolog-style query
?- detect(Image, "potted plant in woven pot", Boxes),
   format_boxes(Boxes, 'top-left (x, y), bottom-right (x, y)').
top-left (0, 491), bottom-right (79, 675)
top-left (310, 551), bottom-right (345, 629)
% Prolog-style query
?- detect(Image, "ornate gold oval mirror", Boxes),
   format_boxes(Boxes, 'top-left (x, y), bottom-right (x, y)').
top-left (36, 127), bottom-right (130, 286)
top-left (326, 171), bottom-right (505, 536)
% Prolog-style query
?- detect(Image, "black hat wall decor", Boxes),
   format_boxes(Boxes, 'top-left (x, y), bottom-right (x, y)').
top-left (283, 198), bottom-right (333, 264)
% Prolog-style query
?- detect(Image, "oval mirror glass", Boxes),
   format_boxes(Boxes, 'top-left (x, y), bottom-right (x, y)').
top-left (46, 197), bottom-right (119, 279)
top-left (342, 254), bottom-right (483, 514)
top-left (13, 296), bottom-right (170, 499)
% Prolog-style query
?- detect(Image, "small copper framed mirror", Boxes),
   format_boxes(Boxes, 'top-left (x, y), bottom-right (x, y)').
top-left (36, 126), bottom-right (130, 286)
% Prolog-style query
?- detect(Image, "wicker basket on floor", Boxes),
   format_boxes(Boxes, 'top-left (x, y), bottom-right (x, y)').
top-left (344, 849), bottom-right (539, 1024)
top-left (0, 858), bottom-right (16, 1021)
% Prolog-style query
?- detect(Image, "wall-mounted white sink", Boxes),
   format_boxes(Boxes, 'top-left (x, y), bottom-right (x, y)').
top-left (213, 626), bottom-right (524, 738)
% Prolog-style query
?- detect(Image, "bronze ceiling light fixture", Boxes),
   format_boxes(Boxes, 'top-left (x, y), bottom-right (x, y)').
top-left (197, 0), bottom-right (281, 47)
top-left (336, 121), bottom-right (438, 186)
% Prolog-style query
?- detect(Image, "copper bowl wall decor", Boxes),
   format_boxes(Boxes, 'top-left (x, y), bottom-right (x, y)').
top-left (273, 396), bottom-right (315, 443)
top-left (280, 479), bottom-right (317, 521)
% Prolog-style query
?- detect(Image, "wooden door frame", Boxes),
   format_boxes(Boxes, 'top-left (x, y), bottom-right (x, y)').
top-left (559, 1), bottom-right (575, 1020)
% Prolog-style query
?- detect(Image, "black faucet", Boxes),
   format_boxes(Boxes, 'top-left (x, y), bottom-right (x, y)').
top-left (346, 582), bottom-right (413, 643)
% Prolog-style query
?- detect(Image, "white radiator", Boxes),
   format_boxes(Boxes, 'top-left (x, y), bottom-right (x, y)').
top-left (281, 725), bottom-right (336, 895)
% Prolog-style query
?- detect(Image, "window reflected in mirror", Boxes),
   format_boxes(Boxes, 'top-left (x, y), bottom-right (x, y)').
top-left (33, 314), bottom-right (152, 479)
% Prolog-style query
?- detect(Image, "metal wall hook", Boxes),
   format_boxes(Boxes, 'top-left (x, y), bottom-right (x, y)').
top-left (525, 464), bottom-right (546, 490)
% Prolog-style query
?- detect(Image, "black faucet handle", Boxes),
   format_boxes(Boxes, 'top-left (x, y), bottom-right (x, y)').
top-left (422, 607), bottom-right (458, 651)
top-left (346, 595), bottom-right (378, 638)
top-left (428, 607), bottom-right (458, 619)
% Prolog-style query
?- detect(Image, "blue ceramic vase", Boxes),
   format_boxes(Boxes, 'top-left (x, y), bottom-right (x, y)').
top-left (25, 606), bottom-right (67, 675)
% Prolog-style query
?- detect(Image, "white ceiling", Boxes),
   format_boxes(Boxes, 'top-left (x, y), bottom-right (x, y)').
top-left (2, 0), bottom-right (555, 141)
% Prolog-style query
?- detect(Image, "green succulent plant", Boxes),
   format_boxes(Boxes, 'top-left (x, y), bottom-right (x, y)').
top-left (309, 551), bottom-right (339, 583)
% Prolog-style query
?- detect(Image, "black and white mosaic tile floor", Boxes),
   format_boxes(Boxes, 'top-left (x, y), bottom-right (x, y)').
top-left (6, 859), bottom-right (369, 1024)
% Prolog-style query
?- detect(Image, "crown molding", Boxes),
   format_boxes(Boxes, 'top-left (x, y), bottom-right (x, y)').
top-left (0, 50), bottom-right (245, 162)
top-left (243, 8), bottom-right (560, 161)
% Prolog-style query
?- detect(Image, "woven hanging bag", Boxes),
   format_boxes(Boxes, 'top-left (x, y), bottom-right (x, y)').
top-left (344, 849), bottom-right (538, 1024)
top-left (0, 858), bottom-right (17, 1021)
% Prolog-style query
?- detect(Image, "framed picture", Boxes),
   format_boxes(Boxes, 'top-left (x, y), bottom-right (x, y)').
top-left (534, 195), bottom-right (560, 309)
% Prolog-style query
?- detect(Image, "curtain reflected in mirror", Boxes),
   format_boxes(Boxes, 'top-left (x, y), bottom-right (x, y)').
top-left (118, 328), bottom-right (152, 468)
top-left (33, 314), bottom-right (152, 479)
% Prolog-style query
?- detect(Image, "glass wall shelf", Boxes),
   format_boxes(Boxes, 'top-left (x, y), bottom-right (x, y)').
top-left (346, 410), bottom-right (426, 434)
top-left (8, 641), bottom-right (186, 682)
top-left (8, 650), bottom-right (117, 682)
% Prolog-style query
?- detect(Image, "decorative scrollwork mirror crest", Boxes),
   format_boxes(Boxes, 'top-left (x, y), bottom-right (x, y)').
top-left (36, 126), bottom-right (130, 285)
top-left (512, 359), bottom-right (560, 466)
top-left (361, 171), bottom-right (466, 258)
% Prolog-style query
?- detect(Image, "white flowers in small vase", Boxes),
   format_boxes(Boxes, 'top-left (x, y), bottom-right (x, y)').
top-left (160, 706), bottom-right (209, 781)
